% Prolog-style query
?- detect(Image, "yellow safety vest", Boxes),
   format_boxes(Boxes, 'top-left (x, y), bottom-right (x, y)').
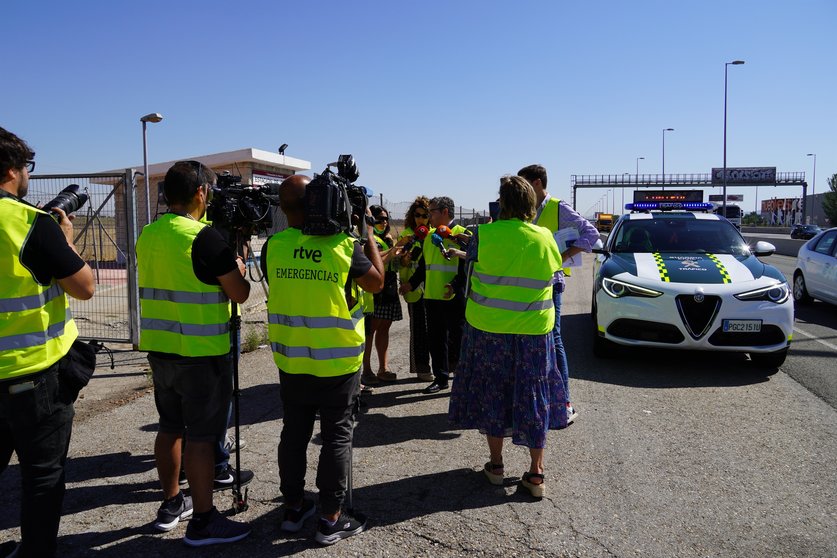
top-left (266, 228), bottom-right (364, 377)
top-left (423, 223), bottom-right (466, 300)
top-left (398, 227), bottom-right (423, 303)
top-left (137, 213), bottom-right (231, 357)
top-left (534, 196), bottom-right (572, 277)
top-left (466, 219), bottom-right (561, 335)
top-left (0, 198), bottom-right (78, 379)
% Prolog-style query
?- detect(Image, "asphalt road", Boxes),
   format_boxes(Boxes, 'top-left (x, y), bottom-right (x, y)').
top-left (760, 253), bottom-right (837, 409)
top-left (1, 256), bottom-right (835, 557)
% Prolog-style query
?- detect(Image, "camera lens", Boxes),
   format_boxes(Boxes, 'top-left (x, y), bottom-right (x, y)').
top-left (42, 184), bottom-right (88, 219)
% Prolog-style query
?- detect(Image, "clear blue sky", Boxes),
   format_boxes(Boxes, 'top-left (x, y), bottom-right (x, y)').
top-left (3, 0), bottom-right (835, 218)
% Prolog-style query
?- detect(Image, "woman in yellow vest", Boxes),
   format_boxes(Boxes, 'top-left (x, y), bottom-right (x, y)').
top-left (360, 205), bottom-right (403, 384)
top-left (448, 175), bottom-right (567, 499)
top-left (397, 197), bottom-right (433, 382)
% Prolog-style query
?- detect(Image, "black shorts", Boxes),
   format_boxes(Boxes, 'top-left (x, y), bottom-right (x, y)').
top-left (149, 352), bottom-right (233, 442)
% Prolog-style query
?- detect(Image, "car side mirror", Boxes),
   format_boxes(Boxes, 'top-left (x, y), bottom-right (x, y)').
top-left (752, 240), bottom-right (776, 257)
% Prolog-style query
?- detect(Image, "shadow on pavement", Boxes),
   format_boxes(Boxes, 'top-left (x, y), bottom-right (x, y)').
top-left (794, 301), bottom-right (837, 330)
top-left (352, 411), bottom-right (461, 448)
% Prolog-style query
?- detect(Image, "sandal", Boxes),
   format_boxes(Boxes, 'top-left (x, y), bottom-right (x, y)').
top-left (483, 462), bottom-right (504, 486)
top-left (377, 370), bottom-right (397, 382)
top-left (360, 384), bottom-right (374, 394)
top-left (521, 472), bottom-right (545, 498)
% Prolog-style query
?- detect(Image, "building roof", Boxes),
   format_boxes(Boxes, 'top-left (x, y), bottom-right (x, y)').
top-left (106, 147), bottom-right (311, 175)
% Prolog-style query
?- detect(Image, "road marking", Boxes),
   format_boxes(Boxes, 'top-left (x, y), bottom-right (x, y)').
top-left (793, 325), bottom-right (837, 351)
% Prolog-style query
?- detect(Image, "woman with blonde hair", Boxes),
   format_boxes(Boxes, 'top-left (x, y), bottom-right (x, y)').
top-left (448, 175), bottom-right (567, 498)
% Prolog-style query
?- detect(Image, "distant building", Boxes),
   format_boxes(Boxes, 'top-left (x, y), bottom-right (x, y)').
top-left (104, 147), bottom-right (311, 261)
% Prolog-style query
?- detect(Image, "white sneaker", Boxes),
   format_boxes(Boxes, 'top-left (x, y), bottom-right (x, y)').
top-left (567, 405), bottom-right (578, 425)
top-left (224, 434), bottom-right (247, 453)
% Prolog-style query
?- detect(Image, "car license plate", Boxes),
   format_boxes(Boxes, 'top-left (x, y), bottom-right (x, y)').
top-left (722, 319), bottom-right (762, 333)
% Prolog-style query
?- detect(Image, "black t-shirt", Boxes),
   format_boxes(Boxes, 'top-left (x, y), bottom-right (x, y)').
top-left (21, 213), bottom-right (86, 285)
top-left (191, 226), bottom-right (239, 284)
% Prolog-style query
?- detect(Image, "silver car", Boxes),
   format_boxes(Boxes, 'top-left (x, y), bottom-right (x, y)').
top-left (793, 227), bottom-right (837, 306)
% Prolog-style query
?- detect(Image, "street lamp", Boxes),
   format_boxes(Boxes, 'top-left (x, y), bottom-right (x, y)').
top-left (140, 112), bottom-right (164, 225)
top-left (807, 153), bottom-right (817, 224)
top-left (722, 60), bottom-right (745, 217)
top-left (662, 128), bottom-right (674, 189)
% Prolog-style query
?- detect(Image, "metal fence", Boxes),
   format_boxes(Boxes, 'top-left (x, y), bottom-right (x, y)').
top-left (29, 171), bottom-right (139, 344)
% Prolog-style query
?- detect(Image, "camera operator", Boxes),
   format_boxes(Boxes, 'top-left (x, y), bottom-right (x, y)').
top-left (259, 175), bottom-right (383, 545)
top-left (0, 127), bottom-right (94, 558)
top-left (137, 161), bottom-right (251, 547)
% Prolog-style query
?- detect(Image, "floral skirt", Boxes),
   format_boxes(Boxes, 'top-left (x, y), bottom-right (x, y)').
top-left (448, 323), bottom-right (567, 448)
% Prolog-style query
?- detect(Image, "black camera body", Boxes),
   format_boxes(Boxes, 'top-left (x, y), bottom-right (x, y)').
top-left (303, 155), bottom-right (371, 237)
top-left (206, 172), bottom-right (280, 236)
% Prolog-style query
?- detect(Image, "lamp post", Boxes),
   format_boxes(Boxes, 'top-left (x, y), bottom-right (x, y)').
top-left (140, 113), bottom-right (163, 225)
top-left (807, 153), bottom-right (817, 224)
top-left (722, 60), bottom-right (745, 217)
top-left (662, 128), bottom-right (674, 189)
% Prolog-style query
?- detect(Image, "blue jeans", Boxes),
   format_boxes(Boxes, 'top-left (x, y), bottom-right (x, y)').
top-left (552, 284), bottom-right (570, 403)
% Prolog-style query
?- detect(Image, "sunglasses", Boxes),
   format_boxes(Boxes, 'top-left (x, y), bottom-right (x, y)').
top-left (414, 211), bottom-right (429, 218)
top-left (25, 160), bottom-right (35, 173)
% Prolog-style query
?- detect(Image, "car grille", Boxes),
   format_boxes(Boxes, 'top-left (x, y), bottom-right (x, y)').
top-left (707, 325), bottom-right (786, 347)
top-left (675, 295), bottom-right (721, 339)
top-left (608, 319), bottom-right (685, 344)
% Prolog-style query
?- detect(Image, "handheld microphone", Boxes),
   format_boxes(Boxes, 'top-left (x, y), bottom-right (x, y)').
top-left (403, 225), bottom-right (429, 254)
top-left (431, 232), bottom-right (452, 260)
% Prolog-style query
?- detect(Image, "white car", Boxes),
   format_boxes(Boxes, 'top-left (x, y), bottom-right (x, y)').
top-left (793, 227), bottom-right (837, 306)
top-left (592, 211), bottom-right (794, 368)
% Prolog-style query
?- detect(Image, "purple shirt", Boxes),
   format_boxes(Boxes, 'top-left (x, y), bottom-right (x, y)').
top-left (535, 193), bottom-right (600, 253)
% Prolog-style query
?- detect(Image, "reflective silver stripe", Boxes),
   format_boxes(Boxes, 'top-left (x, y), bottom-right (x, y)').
top-left (0, 283), bottom-right (64, 313)
top-left (427, 264), bottom-right (458, 273)
top-left (468, 292), bottom-right (553, 312)
top-left (141, 318), bottom-right (229, 336)
top-left (271, 342), bottom-right (364, 360)
top-left (0, 310), bottom-right (71, 351)
top-left (472, 272), bottom-right (553, 290)
top-left (140, 287), bottom-right (228, 304)
top-left (269, 307), bottom-right (364, 330)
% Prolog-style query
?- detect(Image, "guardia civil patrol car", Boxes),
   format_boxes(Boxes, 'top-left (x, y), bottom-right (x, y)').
top-left (592, 191), bottom-right (793, 369)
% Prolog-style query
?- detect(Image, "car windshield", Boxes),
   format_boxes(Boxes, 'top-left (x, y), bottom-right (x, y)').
top-left (612, 217), bottom-right (749, 255)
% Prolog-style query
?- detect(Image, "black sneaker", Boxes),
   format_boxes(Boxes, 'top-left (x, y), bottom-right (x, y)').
top-left (280, 498), bottom-right (317, 532)
top-left (154, 492), bottom-right (193, 532)
top-left (213, 464), bottom-right (254, 492)
top-left (184, 508), bottom-right (251, 547)
top-left (314, 512), bottom-right (367, 545)
top-left (178, 469), bottom-right (187, 487)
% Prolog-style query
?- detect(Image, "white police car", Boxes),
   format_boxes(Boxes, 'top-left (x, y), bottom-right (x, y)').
top-left (592, 198), bottom-right (794, 369)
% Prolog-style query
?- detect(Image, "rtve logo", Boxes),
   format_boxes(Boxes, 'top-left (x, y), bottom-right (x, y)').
top-left (293, 246), bottom-right (322, 263)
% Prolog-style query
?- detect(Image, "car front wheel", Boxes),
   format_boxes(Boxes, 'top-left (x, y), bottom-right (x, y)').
top-left (793, 272), bottom-right (812, 304)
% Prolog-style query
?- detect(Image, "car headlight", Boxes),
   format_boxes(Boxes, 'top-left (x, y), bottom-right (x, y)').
top-left (734, 282), bottom-right (790, 304)
top-left (601, 277), bottom-right (663, 298)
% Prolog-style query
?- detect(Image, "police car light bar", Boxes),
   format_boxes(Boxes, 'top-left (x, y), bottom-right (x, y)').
top-left (626, 202), bottom-right (714, 211)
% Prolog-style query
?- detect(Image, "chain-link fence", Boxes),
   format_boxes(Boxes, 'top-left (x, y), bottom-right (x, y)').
top-left (28, 172), bottom-right (137, 343)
